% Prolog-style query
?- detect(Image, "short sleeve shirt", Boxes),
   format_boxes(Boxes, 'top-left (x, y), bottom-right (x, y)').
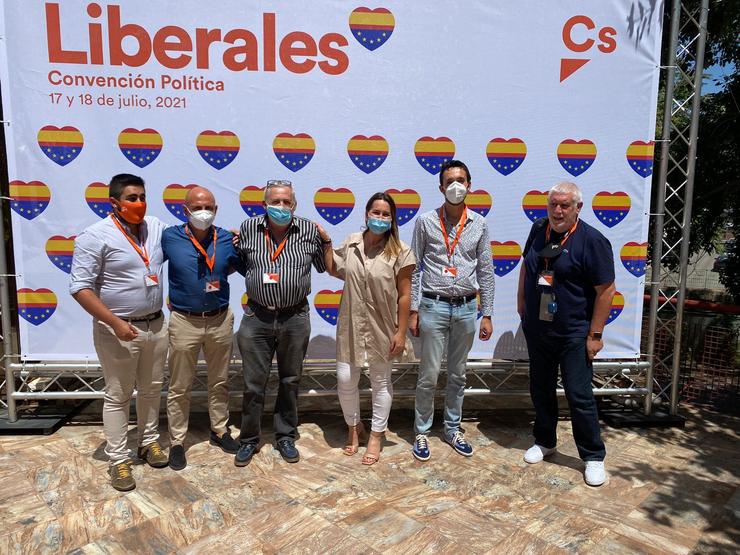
top-left (521, 218), bottom-right (615, 338)
top-left (334, 232), bottom-right (416, 366)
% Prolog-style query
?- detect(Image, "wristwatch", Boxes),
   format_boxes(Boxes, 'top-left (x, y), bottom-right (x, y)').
top-left (588, 330), bottom-right (603, 340)
top-left (321, 238), bottom-right (332, 245)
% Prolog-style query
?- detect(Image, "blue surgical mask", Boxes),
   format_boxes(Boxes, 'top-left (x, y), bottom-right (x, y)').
top-left (367, 218), bottom-right (392, 235)
top-left (266, 205), bottom-right (292, 225)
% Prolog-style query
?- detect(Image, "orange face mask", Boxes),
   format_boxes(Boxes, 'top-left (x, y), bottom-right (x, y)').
top-left (116, 200), bottom-right (147, 224)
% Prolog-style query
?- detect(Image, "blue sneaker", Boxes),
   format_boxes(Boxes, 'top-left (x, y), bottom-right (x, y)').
top-left (412, 434), bottom-right (431, 461)
top-left (445, 431), bottom-right (473, 457)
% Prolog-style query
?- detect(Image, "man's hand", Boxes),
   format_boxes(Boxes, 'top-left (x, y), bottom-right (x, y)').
top-left (409, 311), bottom-right (419, 337)
top-left (389, 330), bottom-right (406, 356)
top-left (586, 337), bottom-right (604, 360)
top-left (111, 318), bottom-right (138, 341)
top-left (230, 228), bottom-right (240, 248)
top-left (314, 222), bottom-right (332, 244)
top-left (479, 316), bottom-right (492, 341)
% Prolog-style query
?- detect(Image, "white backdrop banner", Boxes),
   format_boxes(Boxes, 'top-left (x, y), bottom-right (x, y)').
top-left (0, 1), bottom-right (663, 360)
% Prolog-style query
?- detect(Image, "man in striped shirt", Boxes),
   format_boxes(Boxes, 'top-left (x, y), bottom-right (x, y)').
top-left (409, 160), bottom-right (495, 461)
top-left (234, 180), bottom-right (331, 466)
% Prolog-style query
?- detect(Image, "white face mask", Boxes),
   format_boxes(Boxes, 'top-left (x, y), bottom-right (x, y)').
top-left (187, 208), bottom-right (216, 230)
top-left (444, 181), bottom-right (468, 205)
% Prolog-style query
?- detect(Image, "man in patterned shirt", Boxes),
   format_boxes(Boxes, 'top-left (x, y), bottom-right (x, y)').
top-left (409, 160), bottom-right (495, 461)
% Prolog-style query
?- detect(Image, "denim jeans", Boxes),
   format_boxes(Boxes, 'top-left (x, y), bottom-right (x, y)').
top-left (414, 297), bottom-right (477, 438)
top-left (524, 331), bottom-right (606, 461)
top-left (236, 301), bottom-right (310, 445)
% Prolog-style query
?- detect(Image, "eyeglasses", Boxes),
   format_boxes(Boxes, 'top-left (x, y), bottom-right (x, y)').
top-left (266, 180), bottom-right (292, 187)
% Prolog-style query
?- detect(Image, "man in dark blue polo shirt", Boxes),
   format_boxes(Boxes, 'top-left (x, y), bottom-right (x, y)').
top-left (162, 186), bottom-right (245, 470)
top-left (517, 182), bottom-right (615, 487)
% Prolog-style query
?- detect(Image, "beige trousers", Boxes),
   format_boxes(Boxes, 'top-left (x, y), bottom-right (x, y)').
top-left (167, 308), bottom-right (235, 445)
top-left (93, 315), bottom-right (168, 465)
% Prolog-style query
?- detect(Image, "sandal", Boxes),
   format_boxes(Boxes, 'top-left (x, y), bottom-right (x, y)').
top-left (362, 431), bottom-right (384, 466)
top-left (344, 422), bottom-right (367, 456)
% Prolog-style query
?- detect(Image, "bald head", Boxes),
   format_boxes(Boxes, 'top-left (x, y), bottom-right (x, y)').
top-left (185, 186), bottom-right (216, 210)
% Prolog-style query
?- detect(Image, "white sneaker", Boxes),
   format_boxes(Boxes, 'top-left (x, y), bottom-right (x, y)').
top-left (584, 461), bottom-right (606, 486)
top-left (523, 444), bottom-right (556, 464)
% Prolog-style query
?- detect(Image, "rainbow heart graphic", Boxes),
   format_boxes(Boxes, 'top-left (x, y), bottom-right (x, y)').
top-left (314, 188), bottom-right (355, 225)
top-left (606, 292), bottom-right (624, 325)
top-left (196, 130), bottom-right (239, 170)
top-left (348, 7), bottom-right (395, 51)
top-left (522, 190), bottom-right (548, 223)
top-left (9, 180), bottom-right (50, 220)
top-left (37, 125), bottom-right (83, 166)
top-left (486, 138), bottom-right (527, 176)
top-left (347, 135), bottom-right (389, 174)
top-left (466, 189), bottom-right (492, 217)
top-left (626, 140), bottom-right (655, 177)
top-left (314, 289), bottom-right (342, 325)
top-left (592, 191), bottom-right (631, 228)
top-left (240, 186), bottom-right (266, 217)
top-left (45, 235), bottom-right (76, 274)
top-left (17, 288), bottom-right (57, 326)
top-left (84, 182), bottom-right (111, 218)
top-left (557, 139), bottom-right (597, 177)
top-left (620, 242), bottom-right (648, 277)
top-left (414, 136), bottom-right (455, 175)
top-left (118, 128), bottom-right (163, 168)
top-left (273, 133), bottom-right (315, 172)
top-left (241, 293), bottom-right (249, 311)
top-left (490, 241), bottom-right (522, 277)
top-left (385, 188), bottom-right (421, 226)
top-left (163, 184), bottom-right (197, 222)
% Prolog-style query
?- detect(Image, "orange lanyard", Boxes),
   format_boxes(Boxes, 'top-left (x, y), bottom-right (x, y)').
top-left (544, 220), bottom-right (578, 269)
top-left (264, 227), bottom-right (290, 263)
top-left (438, 208), bottom-right (467, 260)
top-left (185, 225), bottom-right (217, 274)
top-left (111, 214), bottom-right (150, 271)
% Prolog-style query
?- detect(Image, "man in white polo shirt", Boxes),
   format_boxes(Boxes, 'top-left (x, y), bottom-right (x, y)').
top-left (70, 173), bottom-right (169, 491)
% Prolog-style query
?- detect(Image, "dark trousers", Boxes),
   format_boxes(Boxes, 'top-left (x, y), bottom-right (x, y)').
top-left (524, 331), bottom-right (606, 461)
top-left (236, 301), bottom-right (311, 445)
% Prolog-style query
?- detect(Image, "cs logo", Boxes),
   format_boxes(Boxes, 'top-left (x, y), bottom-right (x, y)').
top-left (560, 15), bottom-right (617, 82)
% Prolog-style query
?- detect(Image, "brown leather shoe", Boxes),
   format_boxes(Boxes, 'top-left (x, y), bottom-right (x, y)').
top-left (137, 441), bottom-right (169, 468)
top-left (110, 460), bottom-right (135, 491)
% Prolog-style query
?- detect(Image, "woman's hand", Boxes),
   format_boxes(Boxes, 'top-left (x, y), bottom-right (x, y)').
top-left (389, 329), bottom-right (406, 356)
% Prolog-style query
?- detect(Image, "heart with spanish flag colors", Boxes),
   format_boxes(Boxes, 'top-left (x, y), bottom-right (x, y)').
top-left (605, 292), bottom-right (624, 325)
top-left (626, 140), bottom-right (655, 177)
top-left (490, 241), bottom-right (522, 277)
top-left (314, 188), bottom-right (355, 225)
top-left (347, 135), bottom-right (389, 174)
top-left (196, 130), bottom-right (239, 170)
top-left (592, 191), bottom-right (631, 228)
top-left (163, 184), bottom-right (197, 222)
top-left (46, 235), bottom-right (76, 274)
top-left (385, 188), bottom-right (420, 226)
top-left (118, 128), bottom-right (163, 168)
top-left (10, 180), bottom-right (50, 220)
top-left (521, 190), bottom-right (548, 223)
top-left (37, 125), bottom-right (83, 166)
top-left (557, 139), bottom-right (596, 177)
top-left (273, 133), bottom-right (315, 172)
top-left (620, 242), bottom-right (648, 277)
top-left (18, 288), bottom-right (57, 326)
top-left (348, 7), bottom-right (395, 51)
top-left (85, 182), bottom-right (111, 218)
top-left (241, 293), bottom-right (249, 311)
top-left (486, 138), bottom-right (527, 176)
top-left (466, 189), bottom-right (492, 217)
top-left (414, 136), bottom-right (455, 175)
top-left (240, 186), bottom-right (266, 217)
top-left (314, 289), bottom-right (342, 325)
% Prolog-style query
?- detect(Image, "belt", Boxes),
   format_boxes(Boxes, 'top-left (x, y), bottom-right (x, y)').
top-left (173, 306), bottom-right (228, 318)
top-left (123, 310), bottom-right (162, 323)
top-left (422, 292), bottom-right (477, 306)
top-left (248, 298), bottom-right (308, 315)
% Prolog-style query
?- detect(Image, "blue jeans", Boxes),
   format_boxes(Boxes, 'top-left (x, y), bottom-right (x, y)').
top-left (524, 331), bottom-right (606, 461)
top-left (414, 297), bottom-right (477, 438)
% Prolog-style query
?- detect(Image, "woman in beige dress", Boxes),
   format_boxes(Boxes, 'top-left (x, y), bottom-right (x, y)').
top-left (323, 192), bottom-right (415, 465)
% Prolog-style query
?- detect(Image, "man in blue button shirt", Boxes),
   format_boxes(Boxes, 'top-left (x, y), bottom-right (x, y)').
top-left (162, 186), bottom-right (245, 470)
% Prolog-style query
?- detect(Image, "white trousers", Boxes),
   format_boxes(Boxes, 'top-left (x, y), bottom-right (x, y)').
top-left (336, 361), bottom-right (393, 433)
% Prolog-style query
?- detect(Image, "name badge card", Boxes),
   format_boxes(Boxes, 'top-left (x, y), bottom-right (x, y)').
top-left (263, 272), bottom-right (280, 284)
top-left (205, 280), bottom-right (220, 293)
top-left (538, 270), bottom-right (554, 287)
top-left (144, 274), bottom-right (159, 287)
top-left (442, 266), bottom-right (457, 277)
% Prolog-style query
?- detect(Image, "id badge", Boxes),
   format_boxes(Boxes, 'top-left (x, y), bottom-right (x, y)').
top-left (441, 266), bottom-right (457, 277)
top-left (538, 270), bottom-right (554, 287)
top-left (263, 272), bottom-right (280, 284)
top-left (538, 292), bottom-right (555, 322)
top-left (144, 273), bottom-right (159, 287)
top-left (205, 280), bottom-right (221, 293)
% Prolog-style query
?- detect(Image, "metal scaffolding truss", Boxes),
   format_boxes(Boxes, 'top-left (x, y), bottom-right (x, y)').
top-left (645, 0), bottom-right (709, 416)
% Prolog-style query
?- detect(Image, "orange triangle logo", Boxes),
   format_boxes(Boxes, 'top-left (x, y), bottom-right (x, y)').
top-left (560, 58), bottom-right (590, 82)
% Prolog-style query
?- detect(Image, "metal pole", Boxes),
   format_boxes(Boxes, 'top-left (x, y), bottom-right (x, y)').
top-left (669, 0), bottom-right (709, 415)
top-left (645, 0), bottom-right (681, 416)
top-left (0, 197), bottom-right (17, 421)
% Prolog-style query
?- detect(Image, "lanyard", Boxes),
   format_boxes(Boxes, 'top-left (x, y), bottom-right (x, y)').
top-left (438, 207), bottom-right (467, 261)
top-left (185, 225), bottom-right (217, 274)
top-left (543, 220), bottom-right (578, 270)
top-left (110, 214), bottom-right (150, 271)
top-left (264, 226), bottom-right (290, 263)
